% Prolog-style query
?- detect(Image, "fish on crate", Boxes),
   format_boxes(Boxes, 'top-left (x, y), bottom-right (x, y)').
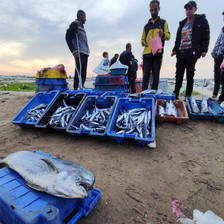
top-left (190, 96), bottom-right (199, 113)
top-left (25, 103), bottom-right (47, 121)
top-left (200, 96), bottom-right (209, 113)
top-left (158, 105), bottom-right (165, 117)
top-left (115, 107), bottom-right (151, 138)
top-left (165, 100), bottom-right (178, 116)
top-left (0, 151), bottom-right (95, 198)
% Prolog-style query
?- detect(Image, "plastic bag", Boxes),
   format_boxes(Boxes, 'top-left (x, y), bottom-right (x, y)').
top-left (149, 32), bottom-right (163, 55)
top-left (93, 58), bottom-right (110, 75)
top-left (220, 58), bottom-right (224, 71)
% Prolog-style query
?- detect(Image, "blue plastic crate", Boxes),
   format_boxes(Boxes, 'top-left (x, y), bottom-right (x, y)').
top-left (35, 78), bottom-right (67, 85)
top-left (0, 151), bottom-right (101, 224)
top-left (94, 84), bottom-right (129, 93)
top-left (186, 98), bottom-right (224, 122)
top-left (35, 92), bottom-right (87, 130)
top-left (94, 76), bottom-right (110, 84)
top-left (142, 93), bottom-right (176, 101)
top-left (11, 91), bottom-right (60, 128)
top-left (101, 91), bottom-right (129, 98)
top-left (107, 98), bottom-right (155, 147)
top-left (66, 95), bottom-right (117, 138)
top-left (110, 68), bottom-right (127, 76)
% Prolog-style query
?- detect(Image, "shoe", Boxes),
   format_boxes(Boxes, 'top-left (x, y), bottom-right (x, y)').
top-left (184, 95), bottom-right (191, 101)
top-left (208, 97), bottom-right (218, 101)
top-left (147, 141), bottom-right (156, 149)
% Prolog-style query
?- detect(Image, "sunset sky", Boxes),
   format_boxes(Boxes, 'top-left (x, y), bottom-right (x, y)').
top-left (0, 0), bottom-right (223, 79)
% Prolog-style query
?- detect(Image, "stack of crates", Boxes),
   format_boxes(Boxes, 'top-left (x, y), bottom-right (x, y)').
top-left (94, 68), bottom-right (129, 93)
top-left (35, 70), bottom-right (69, 92)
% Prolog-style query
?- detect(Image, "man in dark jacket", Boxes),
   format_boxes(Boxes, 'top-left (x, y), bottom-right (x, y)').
top-left (119, 43), bottom-right (134, 92)
top-left (65, 10), bottom-right (89, 90)
top-left (171, 1), bottom-right (210, 99)
top-left (109, 54), bottom-right (119, 67)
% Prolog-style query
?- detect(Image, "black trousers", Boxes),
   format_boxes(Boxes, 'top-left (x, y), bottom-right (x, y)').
top-left (173, 51), bottom-right (197, 97)
top-left (128, 75), bottom-right (136, 93)
top-left (142, 56), bottom-right (162, 91)
top-left (74, 53), bottom-right (88, 90)
top-left (213, 57), bottom-right (224, 97)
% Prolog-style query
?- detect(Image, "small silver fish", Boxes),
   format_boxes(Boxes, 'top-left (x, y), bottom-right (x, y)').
top-left (201, 96), bottom-right (209, 113)
top-left (190, 96), bottom-right (199, 113)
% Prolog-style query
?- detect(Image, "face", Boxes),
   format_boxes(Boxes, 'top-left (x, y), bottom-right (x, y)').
top-left (79, 14), bottom-right (86, 24)
top-left (150, 3), bottom-right (160, 19)
top-left (185, 6), bottom-right (197, 18)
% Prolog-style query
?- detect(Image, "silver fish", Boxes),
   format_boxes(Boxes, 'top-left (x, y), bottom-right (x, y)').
top-left (25, 103), bottom-right (47, 121)
top-left (158, 105), bottom-right (165, 117)
top-left (190, 96), bottom-right (199, 113)
top-left (170, 100), bottom-right (178, 117)
top-left (201, 96), bottom-right (209, 113)
top-left (0, 151), bottom-right (95, 199)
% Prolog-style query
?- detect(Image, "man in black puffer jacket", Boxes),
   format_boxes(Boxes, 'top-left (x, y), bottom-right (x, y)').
top-left (171, 1), bottom-right (210, 99)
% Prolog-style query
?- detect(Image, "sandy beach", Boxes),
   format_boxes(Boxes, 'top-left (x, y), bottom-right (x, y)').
top-left (0, 78), bottom-right (224, 223)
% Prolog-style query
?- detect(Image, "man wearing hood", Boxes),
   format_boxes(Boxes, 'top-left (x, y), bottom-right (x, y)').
top-left (66, 10), bottom-right (90, 90)
top-left (171, 1), bottom-right (210, 99)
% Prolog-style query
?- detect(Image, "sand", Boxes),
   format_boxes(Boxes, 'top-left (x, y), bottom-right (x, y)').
top-left (0, 86), bottom-right (224, 223)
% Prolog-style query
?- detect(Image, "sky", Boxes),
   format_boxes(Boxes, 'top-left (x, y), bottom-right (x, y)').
top-left (0, 0), bottom-right (223, 79)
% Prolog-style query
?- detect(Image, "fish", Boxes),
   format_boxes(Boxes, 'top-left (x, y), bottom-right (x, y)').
top-left (115, 107), bottom-right (151, 138)
top-left (25, 103), bottom-right (47, 121)
top-left (0, 151), bottom-right (95, 199)
top-left (201, 96), bottom-right (209, 113)
top-left (190, 96), bottom-right (199, 113)
top-left (158, 105), bottom-right (165, 117)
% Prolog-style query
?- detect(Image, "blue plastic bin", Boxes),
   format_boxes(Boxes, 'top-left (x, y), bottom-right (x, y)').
top-left (35, 92), bottom-right (87, 130)
top-left (35, 79), bottom-right (67, 85)
top-left (101, 91), bottom-right (129, 98)
top-left (142, 93), bottom-right (176, 101)
top-left (107, 98), bottom-right (155, 147)
top-left (0, 151), bottom-right (101, 224)
top-left (94, 84), bottom-right (129, 93)
top-left (110, 68), bottom-right (127, 76)
top-left (66, 95), bottom-right (117, 138)
top-left (186, 98), bottom-right (224, 122)
top-left (11, 91), bottom-right (60, 128)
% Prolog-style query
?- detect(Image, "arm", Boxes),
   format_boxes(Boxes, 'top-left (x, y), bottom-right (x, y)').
top-left (171, 25), bottom-right (181, 56)
top-left (162, 21), bottom-right (171, 41)
top-left (201, 18), bottom-right (210, 57)
top-left (65, 22), bottom-right (78, 54)
top-left (141, 28), bottom-right (148, 47)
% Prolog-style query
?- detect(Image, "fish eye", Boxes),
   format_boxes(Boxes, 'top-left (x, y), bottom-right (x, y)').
top-left (76, 176), bottom-right (82, 182)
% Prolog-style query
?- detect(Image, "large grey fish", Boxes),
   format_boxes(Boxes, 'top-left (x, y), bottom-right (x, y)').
top-left (0, 151), bottom-right (95, 199)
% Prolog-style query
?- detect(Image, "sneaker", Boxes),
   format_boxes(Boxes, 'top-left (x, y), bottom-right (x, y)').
top-left (147, 141), bottom-right (156, 149)
top-left (208, 97), bottom-right (218, 101)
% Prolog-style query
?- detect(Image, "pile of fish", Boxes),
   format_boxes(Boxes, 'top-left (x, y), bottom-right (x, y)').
top-left (115, 107), bottom-right (151, 138)
top-left (158, 100), bottom-right (178, 117)
top-left (48, 100), bottom-right (77, 127)
top-left (0, 151), bottom-right (95, 198)
top-left (72, 105), bottom-right (112, 133)
top-left (25, 103), bottom-right (47, 121)
top-left (190, 96), bottom-right (219, 114)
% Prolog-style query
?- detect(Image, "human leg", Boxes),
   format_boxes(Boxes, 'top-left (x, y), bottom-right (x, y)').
top-left (218, 67), bottom-right (224, 102)
top-left (213, 57), bottom-right (223, 97)
top-left (128, 76), bottom-right (136, 93)
top-left (80, 54), bottom-right (88, 88)
top-left (173, 53), bottom-right (186, 98)
top-left (142, 58), bottom-right (152, 91)
top-left (185, 54), bottom-right (197, 97)
top-left (151, 56), bottom-right (162, 90)
top-left (74, 57), bottom-right (80, 90)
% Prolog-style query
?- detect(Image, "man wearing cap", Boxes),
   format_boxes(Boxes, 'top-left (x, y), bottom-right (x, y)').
top-left (65, 10), bottom-right (90, 90)
top-left (210, 11), bottom-right (224, 102)
top-left (171, 1), bottom-right (210, 99)
top-left (141, 0), bottom-right (170, 91)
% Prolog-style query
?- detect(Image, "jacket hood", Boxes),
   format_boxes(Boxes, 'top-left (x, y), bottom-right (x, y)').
top-left (179, 14), bottom-right (206, 25)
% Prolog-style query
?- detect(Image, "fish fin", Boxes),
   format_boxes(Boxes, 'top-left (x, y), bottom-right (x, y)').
top-left (41, 159), bottom-right (59, 173)
top-left (25, 180), bottom-right (45, 192)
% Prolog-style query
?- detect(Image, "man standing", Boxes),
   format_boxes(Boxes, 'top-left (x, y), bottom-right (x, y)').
top-left (119, 43), bottom-right (134, 93)
top-left (66, 10), bottom-right (89, 90)
top-left (210, 11), bottom-right (224, 102)
top-left (130, 55), bottom-right (138, 93)
top-left (171, 1), bottom-right (210, 99)
top-left (141, 0), bottom-right (170, 91)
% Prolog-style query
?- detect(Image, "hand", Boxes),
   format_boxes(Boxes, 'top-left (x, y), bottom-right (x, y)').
top-left (171, 52), bottom-right (176, 57)
top-left (142, 40), bottom-right (148, 47)
top-left (201, 52), bottom-right (206, 57)
top-left (73, 53), bottom-right (79, 58)
top-left (158, 29), bottom-right (164, 37)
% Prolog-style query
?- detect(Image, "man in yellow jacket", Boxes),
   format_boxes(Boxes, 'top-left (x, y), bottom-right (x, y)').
top-left (141, 0), bottom-right (170, 90)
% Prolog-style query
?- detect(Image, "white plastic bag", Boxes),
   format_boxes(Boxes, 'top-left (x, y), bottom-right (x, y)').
top-left (93, 58), bottom-right (110, 75)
